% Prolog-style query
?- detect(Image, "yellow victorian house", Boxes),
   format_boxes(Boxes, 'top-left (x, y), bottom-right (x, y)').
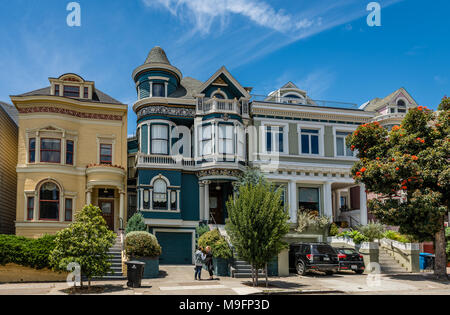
top-left (10, 73), bottom-right (128, 238)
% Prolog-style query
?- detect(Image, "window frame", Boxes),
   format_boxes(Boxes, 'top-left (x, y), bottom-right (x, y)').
top-left (27, 196), bottom-right (35, 221)
top-left (298, 186), bottom-right (321, 213)
top-left (152, 178), bottom-right (168, 210)
top-left (29, 138), bottom-right (36, 163)
top-left (335, 131), bottom-right (355, 157)
top-left (40, 138), bottom-right (61, 164)
top-left (63, 85), bottom-right (80, 98)
top-left (65, 198), bottom-right (73, 222)
top-left (201, 124), bottom-right (213, 156)
top-left (66, 140), bottom-right (74, 165)
top-left (300, 129), bottom-right (320, 155)
top-left (39, 182), bottom-right (60, 221)
top-left (151, 124), bottom-right (170, 155)
top-left (218, 123), bottom-right (235, 155)
top-left (264, 124), bottom-right (286, 154)
top-left (100, 143), bottom-right (113, 165)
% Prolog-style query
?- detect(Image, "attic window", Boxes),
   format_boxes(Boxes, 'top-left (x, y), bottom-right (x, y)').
top-left (397, 100), bottom-right (407, 113)
top-left (83, 87), bottom-right (89, 99)
top-left (63, 86), bottom-right (80, 98)
top-left (54, 85), bottom-right (60, 96)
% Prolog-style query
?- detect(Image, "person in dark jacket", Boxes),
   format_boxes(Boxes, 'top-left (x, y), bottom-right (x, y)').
top-left (194, 246), bottom-right (205, 280)
top-left (204, 246), bottom-right (214, 280)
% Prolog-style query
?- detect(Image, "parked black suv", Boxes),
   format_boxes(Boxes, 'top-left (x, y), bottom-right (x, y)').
top-left (289, 243), bottom-right (339, 276)
top-left (335, 248), bottom-right (365, 274)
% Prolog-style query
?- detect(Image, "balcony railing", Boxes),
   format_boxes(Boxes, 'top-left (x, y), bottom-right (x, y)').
top-left (251, 95), bottom-right (359, 110)
top-left (136, 153), bottom-right (195, 169)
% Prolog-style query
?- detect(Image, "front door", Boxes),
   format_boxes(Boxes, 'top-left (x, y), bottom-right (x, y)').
top-left (99, 200), bottom-right (114, 230)
top-left (209, 189), bottom-right (224, 224)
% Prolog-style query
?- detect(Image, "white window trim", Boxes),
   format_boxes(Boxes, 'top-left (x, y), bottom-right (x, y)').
top-left (96, 135), bottom-right (116, 165)
top-left (211, 89), bottom-right (228, 99)
top-left (298, 124), bottom-right (324, 157)
top-left (261, 121), bottom-right (289, 156)
top-left (332, 126), bottom-right (358, 160)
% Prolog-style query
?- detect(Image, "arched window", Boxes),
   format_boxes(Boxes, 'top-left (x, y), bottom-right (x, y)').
top-left (153, 179), bottom-right (168, 210)
top-left (39, 182), bottom-right (60, 220)
top-left (397, 99), bottom-right (407, 113)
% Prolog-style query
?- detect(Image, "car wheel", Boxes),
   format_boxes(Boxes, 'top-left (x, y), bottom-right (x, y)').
top-left (325, 271), bottom-right (334, 276)
top-left (355, 270), bottom-right (365, 274)
top-left (296, 260), bottom-right (306, 276)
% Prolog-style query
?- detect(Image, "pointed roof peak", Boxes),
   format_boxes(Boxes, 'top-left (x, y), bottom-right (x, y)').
top-left (145, 46), bottom-right (171, 65)
top-left (281, 81), bottom-right (298, 89)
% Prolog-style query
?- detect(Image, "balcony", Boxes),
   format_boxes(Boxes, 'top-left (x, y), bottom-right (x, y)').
top-left (197, 97), bottom-right (250, 117)
top-left (135, 153), bottom-right (195, 170)
top-left (251, 95), bottom-right (359, 110)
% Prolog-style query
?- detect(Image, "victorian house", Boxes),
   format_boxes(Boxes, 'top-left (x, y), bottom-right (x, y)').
top-left (10, 74), bottom-right (128, 238)
top-left (249, 82), bottom-right (374, 242)
top-left (0, 102), bottom-right (18, 235)
top-left (129, 47), bottom-right (251, 264)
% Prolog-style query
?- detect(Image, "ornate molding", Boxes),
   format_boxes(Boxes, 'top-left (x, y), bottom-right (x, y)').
top-left (197, 168), bottom-right (242, 179)
top-left (18, 106), bottom-right (123, 121)
top-left (137, 105), bottom-right (195, 119)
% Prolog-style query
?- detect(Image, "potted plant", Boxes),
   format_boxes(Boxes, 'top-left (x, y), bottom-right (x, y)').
top-left (296, 208), bottom-right (331, 236)
top-left (198, 229), bottom-right (233, 276)
top-left (125, 231), bottom-right (162, 279)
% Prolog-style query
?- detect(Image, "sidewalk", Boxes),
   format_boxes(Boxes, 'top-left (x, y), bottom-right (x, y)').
top-left (0, 266), bottom-right (448, 295)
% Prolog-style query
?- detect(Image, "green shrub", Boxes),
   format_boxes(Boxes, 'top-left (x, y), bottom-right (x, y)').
top-left (196, 224), bottom-right (210, 239)
top-left (125, 231), bottom-right (162, 258)
top-left (329, 223), bottom-right (339, 237)
top-left (337, 230), bottom-right (369, 244)
top-left (445, 228), bottom-right (449, 261)
top-left (0, 234), bottom-right (57, 269)
top-left (357, 222), bottom-right (385, 242)
top-left (198, 229), bottom-right (233, 259)
top-left (382, 230), bottom-right (416, 243)
top-left (126, 213), bottom-right (147, 234)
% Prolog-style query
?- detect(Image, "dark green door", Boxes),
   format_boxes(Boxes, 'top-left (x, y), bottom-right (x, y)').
top-left (156, 232), bottom-right (192, 265)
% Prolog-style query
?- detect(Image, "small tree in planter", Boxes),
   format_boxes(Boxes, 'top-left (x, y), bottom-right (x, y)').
top-left (198, 229), bottom-right (233, 276)
top-left (49, 205), bottom-right (116, 290)
top-left (125, 213), bottom-right (147, 234)
top-left (296, 208), bottom-right (331, 235)
top-left (125, 231), bottom-right (162, 278)
top-left (226, 180), bottom-right (290, 287)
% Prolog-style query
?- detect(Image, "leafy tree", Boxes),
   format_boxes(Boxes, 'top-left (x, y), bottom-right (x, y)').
top-left (198, 229), bottom-right (233, 259)
top-left (347, 97), bottom-right (449, 279)
top-left (233, 166), bottom-right (267, 192)
top-left (126, 212), bottom-right (147, 234)
top-left (49, 205), bottom-right (116, 288)
top-left (226, 180), bottom-right (290, 287)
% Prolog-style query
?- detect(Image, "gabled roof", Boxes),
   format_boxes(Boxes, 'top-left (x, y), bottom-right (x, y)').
top-left (168, 77), bottom-right (204, 99)
top-left (12, 86), bottom-right (123, 105)
top-left (360, 87), bottom-right (418, 111)
top-left (199, 66), bottom-right (251, 99)
top-left (281, 81), bottom-right (299, 89)
top-left (0, 101), bottom-right (18, 125)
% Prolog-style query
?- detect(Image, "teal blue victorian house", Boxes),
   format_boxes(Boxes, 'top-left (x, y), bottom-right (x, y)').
top-left (129, 47), bottom-right (251, 265)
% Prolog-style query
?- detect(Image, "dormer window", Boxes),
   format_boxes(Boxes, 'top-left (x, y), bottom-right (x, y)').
top-left (397, 100), bottom-right (407, 113)
top-left (83, 87), bottom-right (89, 98)
top-left (63, 86), bottom-right (80, 98)
top-left (54, 85), bottom-right (60, 96)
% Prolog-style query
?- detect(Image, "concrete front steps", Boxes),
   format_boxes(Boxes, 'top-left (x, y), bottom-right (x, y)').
top-left (231, 260), bottom-right (267, 278)
top-left (94, 236), bottom-right (126, 280)
top-left (379, 248), bottom-right (409, 274)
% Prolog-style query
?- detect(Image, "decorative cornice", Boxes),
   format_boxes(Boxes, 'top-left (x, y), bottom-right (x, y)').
top-left (137, 105), bottom-right (195, 120)
top-left (197, 168), bottom-right (242, 179)
top-left (18, 106), bottom-right (123, 121)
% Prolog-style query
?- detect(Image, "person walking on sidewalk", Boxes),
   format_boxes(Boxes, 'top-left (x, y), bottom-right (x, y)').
top-left (205, 246), bottom-right (214, 280)
top-left (194, 246), bottom-right (205, 280)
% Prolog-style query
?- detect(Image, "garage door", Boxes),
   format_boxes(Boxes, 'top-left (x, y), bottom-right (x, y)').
top-left (155, 232), bottom-right (193, 265)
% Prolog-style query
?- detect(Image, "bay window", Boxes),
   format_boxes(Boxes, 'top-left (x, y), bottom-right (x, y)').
top-left (336, 132), bottom-right (354, 157)
top-left (41, 139), bottom-right (61, 163)
top-left (266, 126), bottom-right (284, 153)
top-left (201, 125), bottom-right (213, 156)
top-left (218, 124), bottom-right (234, 155)
top-left (151, 124), bottom-right (169, 155)
top-left (301, 129), bottom-right (319, 155)
top-left (152, 83), bottom-right (165, 97)
top-left (237, 126), bottom-right (245, 158)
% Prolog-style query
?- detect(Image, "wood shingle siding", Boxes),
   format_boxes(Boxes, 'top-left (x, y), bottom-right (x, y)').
top-left (0, 103), bottom-right (18, 235)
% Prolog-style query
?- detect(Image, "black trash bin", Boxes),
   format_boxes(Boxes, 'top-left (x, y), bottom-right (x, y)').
top-left (126, 261), bottom-right (145, 288)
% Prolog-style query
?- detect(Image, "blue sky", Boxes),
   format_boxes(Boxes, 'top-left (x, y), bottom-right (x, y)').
top-left (0, 0), bottom-right (448, 136)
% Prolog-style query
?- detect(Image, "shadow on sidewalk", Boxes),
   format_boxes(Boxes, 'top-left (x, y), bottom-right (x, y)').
top-left (383, 273), bottom-right (450, 284)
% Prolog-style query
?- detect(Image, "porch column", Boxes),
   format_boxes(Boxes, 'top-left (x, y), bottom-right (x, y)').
top-left (86, 188), bottom-right (92, 206)
top-left (199, 182), bottom-right (205, 221)
top-left (204, 181), bottom-right (210, 223)
top-left (119, 191), bottom-right (125, 230)
top-left (360, 184), bottom-right (368, 225)
top-left (323, 182), bottom-right (333, 221)
top-left (139, 188), bottom-right (144, 211)
top-left (288, 180), bottom-right (297, 223)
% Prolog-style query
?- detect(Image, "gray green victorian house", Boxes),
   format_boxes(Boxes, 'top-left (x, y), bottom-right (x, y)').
top-left (127, 46), bottom-right (418, 266)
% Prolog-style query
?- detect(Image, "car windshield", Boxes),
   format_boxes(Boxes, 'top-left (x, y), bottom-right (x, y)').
top-left (312, 245), bottom-right (336, 255)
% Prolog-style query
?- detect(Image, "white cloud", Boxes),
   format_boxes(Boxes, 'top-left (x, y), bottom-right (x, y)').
top-left (143, 0), bottom-right (318, 35)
